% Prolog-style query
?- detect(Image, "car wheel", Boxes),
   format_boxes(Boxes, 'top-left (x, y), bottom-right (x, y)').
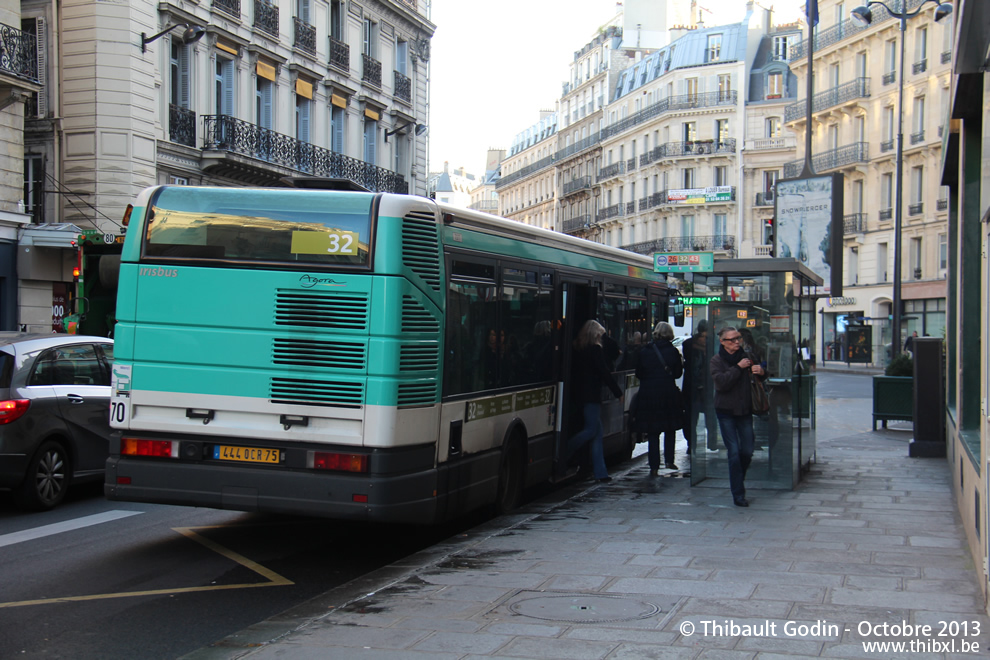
top-left (16, 440), bottom-right (71, 510)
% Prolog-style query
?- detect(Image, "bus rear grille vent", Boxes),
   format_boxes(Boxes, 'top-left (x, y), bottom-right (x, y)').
top-left (401, 295), bottom-right (440, 333)
top-left (275, 290), bottom-right (369, 330)
top-left (397, 381), bottom-right (437, 407)
top-left (270, 377), bottom-right (364, 408)
top-left (399, 345), bottom-right (439, 372)
top-left (401, 212), bottom-right (441, 293)
top-left (273, 339), bottom-right (366, 370)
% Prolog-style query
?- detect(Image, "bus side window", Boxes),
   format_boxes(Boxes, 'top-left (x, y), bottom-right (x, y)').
top-left (445, 281), bottom-right (496, 396)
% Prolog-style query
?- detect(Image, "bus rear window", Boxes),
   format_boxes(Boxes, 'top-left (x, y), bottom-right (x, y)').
top-left (143, 187), bottom-right (375, 267)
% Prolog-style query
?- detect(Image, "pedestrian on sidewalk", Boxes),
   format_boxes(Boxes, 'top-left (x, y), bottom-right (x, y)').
top-left (565, 320), bottom-right (624, 482)
top-left (710, 325), bottom-right (765, 507)
top-left (635, 322), bottom-right (686, 475)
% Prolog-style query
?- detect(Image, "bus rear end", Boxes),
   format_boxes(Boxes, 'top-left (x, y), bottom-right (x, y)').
top-left (105, 186), bottom-right (445, 522)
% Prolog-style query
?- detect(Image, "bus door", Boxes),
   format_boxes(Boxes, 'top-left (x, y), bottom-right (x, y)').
top-left (553, 280), bottom-right (597, 476)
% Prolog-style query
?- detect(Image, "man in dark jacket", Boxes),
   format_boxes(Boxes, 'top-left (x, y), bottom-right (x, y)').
top-left (710, 325), bottom-right (765, 507)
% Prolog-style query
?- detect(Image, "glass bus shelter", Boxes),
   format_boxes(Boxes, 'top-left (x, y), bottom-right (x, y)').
top-left (668, 258), bottom-right (822, 491)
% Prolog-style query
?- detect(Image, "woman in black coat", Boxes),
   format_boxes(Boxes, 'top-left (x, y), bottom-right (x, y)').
top-left (635, 322), bottom-right (686, 474)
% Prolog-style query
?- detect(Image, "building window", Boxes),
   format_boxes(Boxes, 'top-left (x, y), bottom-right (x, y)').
top-left (766, 117), bottom-right (781, 138)
top-left (715, 118), bottom-right (728, 142)
top-left (168, 175), bottom-right (189, 185)
top-left (683, 121), bottom-right (697, 142)
top-left (767, 72), bottom-right (783, 98)
top-left (396, 39), bottom-right (408, 76)
top-left (23, 154), bottom-right (45, 223)
top-left (878, 243), bottom-right (888, 282)
top-left (714, 213), bottom-right (727, 239)
top-left (713, 166), bottom-right (727, 187)
top-left (170, 42), bottom-right (190, 108)
top-left (331, 104), bottom-right (345, 153)
top-left (683, 168), bottom-right (695, 189)
top-left (772, 35), bottom-right (790, 60)
top-left (910, 236), bottom-right (923, 277)
top-left (363, 17), bottom-right (377, 57)
top-left (881, 172), bottom-right (893, 212)
top-left (256, 77), bottom-right (273, 129)
top-left (913, 96), bottom-right (925, 134)
top-left (215, 56), bottom-right (235, 116)
top-left (707, 34), bottom-right (722, 61)
top-left (885, 38), bottom-right (897, 76)
top-left (685, 77), bottom-right (698, 102)
top-left (681, 215), bottom-right (694, 240)
top-left (330, 0), bottom-right (343, 39)
top-left (911, 165), bottom-right (924, 204)
top-left (296, 92), bottom-right (311, 143)
top-left (363, 116), bottom-right (378, 164)
top-left (938, 232), bottom-right (947, 270)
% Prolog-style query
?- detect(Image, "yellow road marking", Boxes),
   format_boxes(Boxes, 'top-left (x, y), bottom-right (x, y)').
top-left (0, 524), bottom-right (294, 609)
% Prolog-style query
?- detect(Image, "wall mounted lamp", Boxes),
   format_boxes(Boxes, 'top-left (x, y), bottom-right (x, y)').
top-left (141, 24), bottom-right (206, 53)
top-left (384, 122), bottom-right (427, 142)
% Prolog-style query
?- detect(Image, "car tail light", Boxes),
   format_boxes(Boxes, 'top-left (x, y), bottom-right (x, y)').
top-left (121, 437), bottom-right (178, 457)
top-left (312, 452), bottom-right (368, 473)
top-left (0, 400), bottom-right (30, 425)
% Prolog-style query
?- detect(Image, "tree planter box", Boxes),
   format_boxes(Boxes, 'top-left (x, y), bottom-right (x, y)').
top-left (872, 375), bottom-right (913, 430)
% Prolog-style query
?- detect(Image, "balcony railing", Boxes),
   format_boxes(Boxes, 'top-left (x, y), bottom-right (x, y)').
top-left (908, 202), bottom-right (923, 215)
top-left (639, 191), bottom-right (668, 211)
top-left (0, 22), bottom-right (39, 83)
top-left (362, 53), bottom-right (382, 87)
top-left (623, 234), bottom-right (736, 258)
top-left (562, 176), bottom-right (592, 196)
top-left (600, 90), bottom-right (737, 140)
top-left (784, 142), bottom-right (868, 178)
top-left (789, 0), bottom-right (927, 59)
top-left (168, 104), bottom-right (196, 147)
top-left (910, 130), bottom-right (924, 144)
top-left (203, 114), bottom-right (408, 194)
top-left (640, 146), bottom-right (662, 167)
top-left (627, 157), bottom-right (637, 172)
top-left (562, 215), bottom-right (593, 234)
top-left (597, 161), bottom-right (625, 182)
top-left (880, 139), bottom-right (894, 152)
top-left (879, 208), bottom-right (893, 221)
top-left (882, 71), bottom-right (895, 85)
top-left (596, 203), bottom-right (624, 222)
top-left (755, 191), bottom-right (774, 206)
top-left (254, 0), bottom-right (279, 37)
top-left (749, 137), bottom-right (790, 151)
top-left (555, 132), bottom-right (600, 161)
top-left (626, 201), bottom-right (636, 215)
top-left (213, 0), bottom-right (240, 18)
top-left (329, 37), bottom-right (349, 71)
top-left (912, 59), bottom-right (927, 74)
top-left (784, 77), bottom-right (870, 123)
top-left (294, 17), bottom-right (316, 55)
top-left (936, 198), bottom-right (947, 211)
top-left (941, 51), bottom-right (951, 64)
top-left (469, 200), bottom-right (499, 212)
top-left (843, 212), bottom-right (866, 234)
top-left (394, 70), bottom-right (411, 103)
top-left (495, 154), bottom-right (555, 189)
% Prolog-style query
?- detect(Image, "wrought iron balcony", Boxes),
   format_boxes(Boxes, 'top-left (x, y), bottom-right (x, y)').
top-left (912, 59), bottom-right (927, 74)
top-left (640, 146), bottom-right (662, 167)
top-left (784, 142), bottom-right (868, 178)
top-left (600, 90), bottom-right (737, 140)
top-left (639, 191), bottom-right (667, 211)
top-left (908, 202), bottom-right (923, 215)
top-left (203, 114), bottom-right (408, 194)
top-left (0, 21), bottom-right (39, 83)
top-left (879, 208), bottom-right (892, 221)
top-left (936, 198), bottom-right (947, 211)
top-left (362, 53), bottom-right (382, 87)
top-left (254, 0), bottom-right (279, 37)
top-left (910, 131), bottom-right (925, 144)
top-left (597, 161), bottom-right (625, 182)
top-left (394, 70), bottom-right (411, 103)
top-left (596, 203), bottom-right (624, 222)
top-left (626, 157), bottom-right (637, 172)
top-left (626, 201), bottom-right (636, 215)
top-left (784, 77), bottom-right (870, 123)
top-left (495, 154), bottom-right (555, 189)
top-left (562, 215), bottom-right (593, 234)
top-left (788, 0), bottom-right (916, 59)
top-left (623, 234), bottom-right (736, 258)
top-left (881, 139), bottom-right (894, 152)
top-left (664, 138), bottom-right (737, 157)
top-left (294, 17), bottom-right (316, 55)
top-left (941, 51), bottom-right (951, 64)
top-left (555, 132), bottom-right (600, 161)
top-left (562, 176), bottom-right (592, 196)
top-left (213, 0), bottom-right (240, 18)
top-left (755, 191), bottom-right (774, 206)
top-left (843, 212), bottom-right (866, 234)
top-left (168, 104), bottom-right (196, 147)
top-left (882, 71), bottom-right (895, 85)
top-left (329, 37), bottom-right (349, 71)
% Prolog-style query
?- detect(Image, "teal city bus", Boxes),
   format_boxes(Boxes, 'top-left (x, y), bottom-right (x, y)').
top-left (105, 186), bottom-right (669, 522)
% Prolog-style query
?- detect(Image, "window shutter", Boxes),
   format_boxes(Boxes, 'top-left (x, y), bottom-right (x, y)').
top-left (222, 60), bottom-right (234, 115)
top-left (261, 81), bottom-right (273, 129)
top-left (34, 17), bottom-right (47, 118)
top-left (179, 44), bottom-right (190, 108)
top-left (332, 106), bottom-right (345, 152)
top-left (298, 0), bottom-right (311, 23)
top-left (297, 99), bottom-right (310, 142)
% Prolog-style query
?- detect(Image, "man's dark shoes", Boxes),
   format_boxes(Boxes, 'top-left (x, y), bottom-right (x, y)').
top-left (733, 497), bottom-right (749, 507)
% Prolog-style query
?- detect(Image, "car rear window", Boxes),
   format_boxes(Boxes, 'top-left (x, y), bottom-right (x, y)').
top-left (0, 352), bottom-right (12, 388)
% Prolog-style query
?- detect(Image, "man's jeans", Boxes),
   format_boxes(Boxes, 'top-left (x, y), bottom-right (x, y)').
top-left (566, 403), bottom-right (608, 479)
top-left (716, 413), bottom-right (755, 500)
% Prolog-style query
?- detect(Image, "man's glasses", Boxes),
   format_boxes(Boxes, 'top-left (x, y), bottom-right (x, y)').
top-left (721, 336), bottom-right (743, 343)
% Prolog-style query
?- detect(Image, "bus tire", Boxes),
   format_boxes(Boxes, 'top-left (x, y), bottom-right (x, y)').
top-left (494, 436), bottom-right (524, 514)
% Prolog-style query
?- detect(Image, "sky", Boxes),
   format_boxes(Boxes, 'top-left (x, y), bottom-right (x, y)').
top-left (426, 0), bottom-right (806, 177)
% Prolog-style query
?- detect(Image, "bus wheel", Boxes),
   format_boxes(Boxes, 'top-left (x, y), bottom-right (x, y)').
top-left (494, 437), bottom-right (524, 514)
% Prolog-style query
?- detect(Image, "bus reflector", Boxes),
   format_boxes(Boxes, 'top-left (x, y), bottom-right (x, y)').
top-left (117, 476), bottom-right (132, 485)
top-left (312, 452), bottom-right (368, 472)
top-left (352, 494), bottom-right (368, 503)
top-left (121, 438), bottom-right (177, 457)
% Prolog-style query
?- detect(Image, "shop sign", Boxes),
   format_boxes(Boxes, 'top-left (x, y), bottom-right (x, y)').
top-left (826, 296), bottom-right (857, 307)
top-left (666, 186), bottom-right (733, 205)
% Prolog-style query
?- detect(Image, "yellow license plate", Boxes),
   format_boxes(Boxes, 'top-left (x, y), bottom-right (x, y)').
top-left (213, 445), bottom-right (281, 464)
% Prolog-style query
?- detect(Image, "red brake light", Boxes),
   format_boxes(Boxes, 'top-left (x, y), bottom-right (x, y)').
top-left (0, 400), bottom-right (30, 425)
top-left (313, 452), bottom-right (368, 473)
top-left (121, 437), bottom-right (176, 457)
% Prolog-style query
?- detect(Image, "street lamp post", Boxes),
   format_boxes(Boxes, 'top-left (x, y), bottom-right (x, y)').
top-left (851, 0), bottom-right (952, 359)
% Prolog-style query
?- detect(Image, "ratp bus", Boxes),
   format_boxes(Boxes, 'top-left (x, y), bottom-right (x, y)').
top-left (105, 186), bottom-right (669, 523)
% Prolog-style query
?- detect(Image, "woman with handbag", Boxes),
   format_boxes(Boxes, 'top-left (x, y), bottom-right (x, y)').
top-left (634, 322), bottom-right (686, 475)
top-left (710, 325), bottom-right (766, 507)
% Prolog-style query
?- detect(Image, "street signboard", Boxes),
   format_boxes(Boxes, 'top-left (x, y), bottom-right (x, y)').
top-left (653, 251), bottom-right (714, 273)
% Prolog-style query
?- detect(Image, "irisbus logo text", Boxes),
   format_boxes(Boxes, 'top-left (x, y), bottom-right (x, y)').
top-left (140, 267), bottom-right (178, 277)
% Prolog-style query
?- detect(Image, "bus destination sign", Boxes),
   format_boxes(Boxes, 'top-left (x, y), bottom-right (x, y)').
top-left (653, 252), bottom-right (714, 273)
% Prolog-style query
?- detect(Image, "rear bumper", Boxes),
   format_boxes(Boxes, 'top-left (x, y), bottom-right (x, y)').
top-left (105, 455), bottom-right (440, 523)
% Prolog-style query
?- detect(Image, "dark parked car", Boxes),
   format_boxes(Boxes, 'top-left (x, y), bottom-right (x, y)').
top-left (0, 334), bottom-right (114, 510)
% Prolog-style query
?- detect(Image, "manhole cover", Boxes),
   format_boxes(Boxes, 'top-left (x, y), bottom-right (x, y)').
top-left (508, 594), bottom-right (661, 623)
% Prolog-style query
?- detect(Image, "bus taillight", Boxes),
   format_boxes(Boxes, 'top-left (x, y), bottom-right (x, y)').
top-left (312, 452), bottom-right (368, 473)
top-left (121, 438), bottom-right (178, 457)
